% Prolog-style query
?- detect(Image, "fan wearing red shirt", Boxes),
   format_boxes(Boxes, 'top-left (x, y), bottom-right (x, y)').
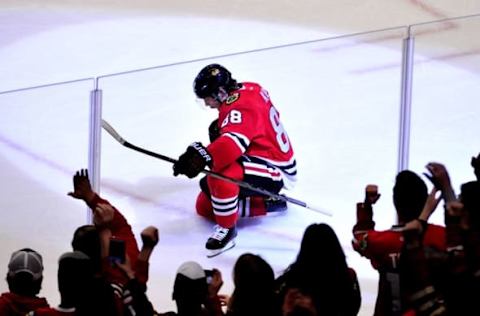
top-left (173, 64), bottom-right (297, 257)
top-left (352, 171), bottom-right (446, 315)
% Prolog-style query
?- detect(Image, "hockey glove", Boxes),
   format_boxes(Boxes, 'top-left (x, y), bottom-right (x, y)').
top-left (173, 142), bottom-right (212, 178)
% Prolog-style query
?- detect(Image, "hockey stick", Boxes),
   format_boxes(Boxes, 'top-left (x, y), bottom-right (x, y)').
top-left (101, 119), bottom-right (332, 216)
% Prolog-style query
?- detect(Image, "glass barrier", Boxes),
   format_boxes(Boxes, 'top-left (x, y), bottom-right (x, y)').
top-left (98, 27), bottom-right (405, 313)
top-left (410, 15), bottom-right (480, 224)
top-left (0, 80), bottom-right (94, 305)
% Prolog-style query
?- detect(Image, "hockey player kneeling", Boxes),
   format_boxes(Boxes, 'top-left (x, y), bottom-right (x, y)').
top-left (173, 64), bottom-right (297, 257)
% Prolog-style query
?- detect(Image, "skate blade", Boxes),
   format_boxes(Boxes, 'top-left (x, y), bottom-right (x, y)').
top-left (206, 240), bottom-right (236, 258)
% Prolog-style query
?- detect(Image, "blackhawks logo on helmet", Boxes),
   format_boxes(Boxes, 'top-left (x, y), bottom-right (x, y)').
top-left (226, 93), bottom-right (239, 105)
top-left (210, 68), bottom-right (220, 76)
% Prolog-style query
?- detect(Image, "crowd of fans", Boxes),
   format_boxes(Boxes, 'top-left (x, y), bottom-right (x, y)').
top-left (352, 153), bottom-right (480, 316)
top-left (0, 152), bottom-right (479, 315)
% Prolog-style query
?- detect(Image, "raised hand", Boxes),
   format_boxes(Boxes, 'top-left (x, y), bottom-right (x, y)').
top-left (67, 169), bottom-right (95, 203)
top-left (425, 162), bottom-right (456, 202)
top-left (138, 226), bottom-right (159, 264)
top-left (141, 226), bottom-right (159, 249)
top-left (402, 188), bottom-right (441, 232)
top-left (424, 162), bottom-right (451, 191)
top-left (365, 184), bottom-right (381, 205)
top-left (420, 187), bottom-right (442, 219)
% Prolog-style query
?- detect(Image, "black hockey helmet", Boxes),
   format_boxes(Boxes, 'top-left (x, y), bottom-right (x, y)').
top-left (193, 64), bottom-right (238, 99)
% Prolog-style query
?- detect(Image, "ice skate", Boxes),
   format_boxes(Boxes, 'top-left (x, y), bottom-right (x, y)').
top-left (206, 225), bottom-right (237, 258)
top-left (265, 196), bottom-right (288, 213)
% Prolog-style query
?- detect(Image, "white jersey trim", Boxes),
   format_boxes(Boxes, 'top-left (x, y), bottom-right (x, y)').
top-left (224, 132), bottom-right (250, 153)
top-left (250, 155), bottom-right (297, 189)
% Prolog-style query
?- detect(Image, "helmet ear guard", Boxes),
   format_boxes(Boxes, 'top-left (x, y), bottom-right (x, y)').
top-left (193, 64), bottom-right (237, 101)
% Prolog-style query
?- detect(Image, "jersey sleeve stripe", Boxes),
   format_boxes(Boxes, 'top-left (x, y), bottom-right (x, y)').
top-left (249, 155), bottom-right (297, 176)
top-left (243, 162), bottom-right (280, 176)
top-left (253, 155), bottom-right (296, 167)
top-left (245, 168), bottom-right (283, 181)
top-left (243, 162), bottom-right (283, 180)
top-left (224, 132), bottom-right (250, 153)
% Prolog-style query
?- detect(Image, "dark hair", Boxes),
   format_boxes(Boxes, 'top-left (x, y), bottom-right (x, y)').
top-left (57, 252), bottom-right (96, 313)
top-left (172, 274), bottom-right (207, 316)
top-left (172, 274), bottom-right (207, 300)
top-left (296, 223), bottom-right (347, 269)
top-left (460, 181), bottom-right (480, 229)
top-left (281, 223), bottom-right (357, 315)
top-left (71, 225), bottom-right (101, 270)
top-left (229, 253), bottom-right (278, 316)
top-left (7, 272), bottom-right (42, 296)
top-left (393, 170), bottom-right (428, 223)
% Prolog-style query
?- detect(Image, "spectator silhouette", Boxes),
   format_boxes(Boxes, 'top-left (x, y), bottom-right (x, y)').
top-left (471, 153), bottom-right (480, 181)
top-left (277, 223), bottom-right (361, 316)
top-left (0, 248), bottom-right (49, 315)
top-left (352, 170), bottom-right (446, 316)
top-left (227, 253), bottom-right (280, 316)
top-left (68, 169), bottom-right (149, 315)
top-left (69, 225), bottom-right (118, 315)
top-left (453, 180), bottom-right (480, 314)
top-left (31, 251), bottom-right (100, 316)
top-left (67, 169), bottom-right (139, 280)
top-left (71, 225), bottom-right (101, 273)
top-left (427, 161), bottom-right (480, 315)
top-left (114, 226), bottom-right (160, 316)
top-left (159, 260), bottom-right (223, 316)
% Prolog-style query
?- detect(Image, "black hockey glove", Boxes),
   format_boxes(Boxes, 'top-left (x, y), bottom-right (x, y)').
top-left (208, 118), bottom-right (221, 143)
top-left (173, 142), bottom-right (212, 178)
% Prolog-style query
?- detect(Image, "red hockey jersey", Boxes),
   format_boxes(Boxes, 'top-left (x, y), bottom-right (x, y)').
top-left (207, 82), bottom-right (297, 187)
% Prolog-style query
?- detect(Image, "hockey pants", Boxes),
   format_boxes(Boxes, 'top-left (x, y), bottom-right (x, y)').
top-left (196, 156), bottom-right (284, 228)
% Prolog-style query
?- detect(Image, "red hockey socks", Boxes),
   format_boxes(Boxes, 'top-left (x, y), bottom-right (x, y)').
top-left (238, 196), bottom-right (268, 217)
top-left (195, 191), bottom-right (215, 221)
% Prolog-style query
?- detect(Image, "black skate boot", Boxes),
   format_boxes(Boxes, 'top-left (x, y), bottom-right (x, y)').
top-left (206, 225), bottom-right (237, 258)
top-left (265, 197), bottom-right (288, 213)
